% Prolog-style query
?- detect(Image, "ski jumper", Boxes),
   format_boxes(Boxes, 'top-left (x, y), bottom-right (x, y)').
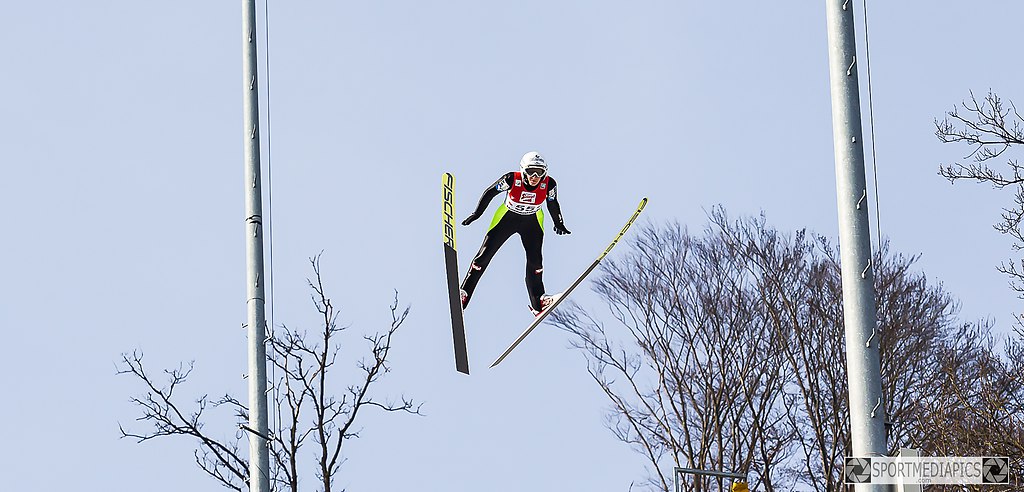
top-left (461, 172), bottom-right (567, 312)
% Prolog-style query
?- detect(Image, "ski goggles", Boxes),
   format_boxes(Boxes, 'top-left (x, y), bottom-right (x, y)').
top-left (524, 167), bottom-right (547, 178)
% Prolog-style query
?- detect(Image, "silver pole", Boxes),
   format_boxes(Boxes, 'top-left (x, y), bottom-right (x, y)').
top-left (824, 0), bottom-right (888, 490)
top-left (674, 467), bottom-right (746, 481)
top-left (242, 0), bottom-right (271, 490)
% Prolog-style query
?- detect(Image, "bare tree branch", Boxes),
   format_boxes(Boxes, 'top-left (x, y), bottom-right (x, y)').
top-left (119, 253), bottom-right (421, 492)
top-left (937, 90), bottom-right (1024, 304)
top-left (116, 351), bottom-right (249, 491)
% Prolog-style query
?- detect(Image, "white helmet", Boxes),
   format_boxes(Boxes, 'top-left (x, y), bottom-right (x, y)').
top-left (519, 151), bottom-right (547, 177)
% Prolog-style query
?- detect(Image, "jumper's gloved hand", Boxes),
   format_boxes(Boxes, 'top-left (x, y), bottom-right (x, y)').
top-left (462, 213), bottom-right (480, 226)
top-left (553, 223), bottom-right (571, 235)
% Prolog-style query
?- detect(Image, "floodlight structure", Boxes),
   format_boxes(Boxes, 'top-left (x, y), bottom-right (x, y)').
top-left (241, 0), bottom-right (272, 490)
top-left (825, 1), bottom-right (889, 491)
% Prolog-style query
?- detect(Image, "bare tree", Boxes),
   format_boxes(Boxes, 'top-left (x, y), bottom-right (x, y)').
top-left (550, 215), bottom-right (795, 491)
top-left (551, 209), bottom-right (1011, 491)
top-left (119, 254), bottom-right (421, 491)
top-left (935, 89), bottom-right (1024, 488)
top-left (711, 211), bottom-right (849, 492)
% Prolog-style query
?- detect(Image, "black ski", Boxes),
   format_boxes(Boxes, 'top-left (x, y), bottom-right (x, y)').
top-left (491, 197), bottom-right (648, 368)
top-left (443, 173), bottom-right (470, 374)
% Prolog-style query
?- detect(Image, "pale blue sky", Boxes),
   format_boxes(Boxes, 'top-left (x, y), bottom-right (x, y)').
top-left (2, 2), bottom-right (1022, 491)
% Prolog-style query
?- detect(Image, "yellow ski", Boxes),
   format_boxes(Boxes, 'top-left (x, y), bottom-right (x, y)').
top-left (443, 173), bottom-right (470, 374)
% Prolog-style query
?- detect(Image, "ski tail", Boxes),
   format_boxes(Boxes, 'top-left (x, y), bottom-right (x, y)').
top-left (443, 173), bottom-right (470, 374)
top-left (490, 197), bottom-right (648, 368)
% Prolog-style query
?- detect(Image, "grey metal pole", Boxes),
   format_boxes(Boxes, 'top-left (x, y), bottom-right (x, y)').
top-left (242, 0), bottom-right (271, 490)
top-left (673, 467), bottom-right (747, 492)
top-left (824, 0), bottom-right (888, 490)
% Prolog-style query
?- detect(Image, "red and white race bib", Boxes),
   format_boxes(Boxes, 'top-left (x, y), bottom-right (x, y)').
top-left (505, 172), bottom-right (549, 214)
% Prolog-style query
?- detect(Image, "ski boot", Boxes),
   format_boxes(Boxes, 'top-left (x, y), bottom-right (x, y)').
top-left (528, 294), bottom-right (559, 317)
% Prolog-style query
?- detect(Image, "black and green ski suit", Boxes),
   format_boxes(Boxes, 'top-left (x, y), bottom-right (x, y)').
top-left (460, 171), bottom-right (569, 312)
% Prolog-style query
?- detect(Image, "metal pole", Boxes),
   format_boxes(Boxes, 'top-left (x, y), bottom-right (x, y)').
top-left (242, 0), bottom-right (271, 490)
top-left (824, 0), bottom-right (888, 490)
top-left (673, 467), bottom-right (747, 492)
top-left (674, 467), bottom-right (747, 481)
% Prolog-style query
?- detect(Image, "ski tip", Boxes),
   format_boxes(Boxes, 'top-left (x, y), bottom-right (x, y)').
top-left (490, 351), bottom-right (512, 368)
